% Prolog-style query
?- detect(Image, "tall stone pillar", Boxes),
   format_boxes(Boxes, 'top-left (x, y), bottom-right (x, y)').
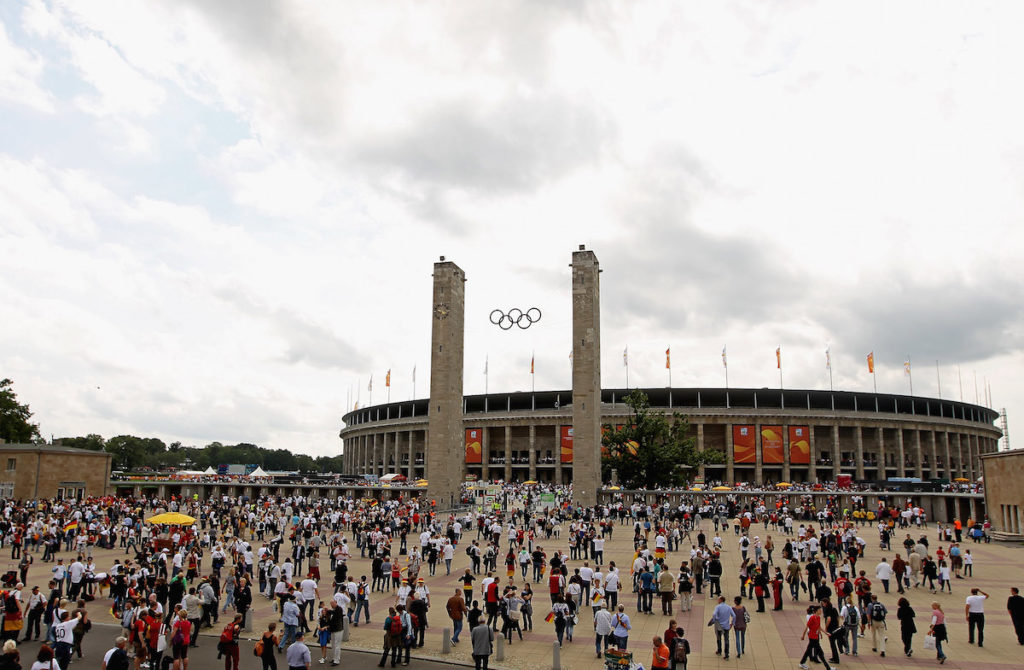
top-left (697, 424), bottom-right (707, 481)
top-left (372, 433), bottom-right (380, 476)
top-left (896, 430), bottom-right (906, 477)
top-left (754, 422), bottom-right (763, 486)
top-left (407, 431), bottom-right (415, 481)
top-left (555, 425), bottom-right (563, 484)
top-left (914, 431), bottom-right (924, 480)
top-left (725, 423), bottom-right (735, 484)
top-left (426, 258), bottom-right (467, 508)
top-left (782, 423), bottom-right (791, 483)
top-left (929, 431), bottom-right (939, 479)
top-left (855, 426), bottom-right (865, 480)
top-left (528, 425), bottom-right (537, 481)
top-left (877, 427), bottom-right (886, 476)
top-left (571, 246), bottom-right (602, 506)
top-left (504, 425), bottom-right (512, 482)
top-left (831, 425), bottom-right (841, 480)
top-left (481, 429), bottom-right (490, 482)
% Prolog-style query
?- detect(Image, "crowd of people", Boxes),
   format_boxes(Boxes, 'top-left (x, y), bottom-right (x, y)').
top-left (0, 482), bottom-right (1014, 670)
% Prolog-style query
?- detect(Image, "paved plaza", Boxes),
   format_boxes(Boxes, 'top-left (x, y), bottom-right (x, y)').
top-left (7, 515), bottom-right (1024, 670)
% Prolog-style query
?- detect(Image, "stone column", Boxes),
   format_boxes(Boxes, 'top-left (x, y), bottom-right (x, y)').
top-left (725, 423), bottom-right (734, 484)
top-left (914, 430), bottom-right (924, 480)
top-left (481, 428), bottom-right (490, 482)
top-left (967, 434), bottom-right (976, 481)
top-left (570, 246), bottom-right (602, 505)
top-left (808, 425), bottom-right (817, 482)
top-left (372, 433), bottom-right (380, 477)
top-left (831, 424), bottom-right (841, 480)
top-left (943, 432), bottom-right (952, 481)
top-left (528, 425), bottom-right (537, 481)
top-left (382, 433), bottom-right (390, 474)
top-left (782, 424), bottom-right (791, 483)
top-left (929, 431), bottom-right (939, 479)
top-left (504, 425), bottom-right (512, 482)
top-left (855, 425), bottom-right (865, 480)
top-left (426, 258), bottom-right (467, 508)
top-left (877, 427), bottom-right (886, 477)
top-left (407, 431), bottom-right (415, 481)
top-left (896, 429), bottom-right (906, 478)
top-left (955, 434), bottom-right (963, 479)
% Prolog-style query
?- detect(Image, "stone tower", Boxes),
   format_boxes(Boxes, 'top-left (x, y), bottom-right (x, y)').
top-left (426, 257), bottom-right (466, 508)
top-left (571, 245), bottom-right (602, 507)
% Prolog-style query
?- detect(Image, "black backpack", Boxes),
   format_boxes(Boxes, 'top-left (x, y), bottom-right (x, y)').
top-left (871, 603), bottom-right (886, 621)
top-left (673, 638), bottom-right (690, 662)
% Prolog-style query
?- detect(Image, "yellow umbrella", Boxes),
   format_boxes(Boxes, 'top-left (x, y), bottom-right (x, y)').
top-left (415, 479), bottom-right (428, 486)
top-left (776, 482), bottom-right (793, 487)
top-left (712, 486), bottom-right (732, 491)
top-left (147, 512), bottom-right (196, 525)
top-left (608, 486), bottom-right (621, 490)
top-left (953, 477), bottom-right (969, 482)
top-left (690, 486), bottom-right (703, 491)
top-left (523, 480), bottom-right (539, 485)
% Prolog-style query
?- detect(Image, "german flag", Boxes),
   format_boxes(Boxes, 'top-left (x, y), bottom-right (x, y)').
top-left (63, 521), bottom-right (78, 533)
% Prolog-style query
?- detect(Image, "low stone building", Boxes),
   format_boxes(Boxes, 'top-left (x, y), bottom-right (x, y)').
top-left (981, 448), bottom-right (1024, 540)
top-left (0, 443), bottom-right (113, 499)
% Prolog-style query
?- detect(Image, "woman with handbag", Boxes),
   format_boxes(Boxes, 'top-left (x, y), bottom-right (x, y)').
top-left (926, 601), bottom-right (947, 664)
top-left (731, 597), bottom-right (749, 658)
top-left (896, 597), bottom-right (917, 657)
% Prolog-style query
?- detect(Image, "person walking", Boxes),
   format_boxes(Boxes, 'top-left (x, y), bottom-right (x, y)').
top-left (731, 597), bottom-right (748, 658)
top-left (868, 594), bottom-right (888, 657)
top-left (896, 597), bottom-right (916, 657)
top-left (708, 596), bottom-right (733, 659)
top-left (1008, 587), bottom-right (1024, 645)
top-left (651, 635), bottom-right (670, 670)
top-left (594, 603), bottom-right (614, 658)
top-left (965, 587), bottom-right (989, 647)
top-left (798, 605), bottom-right (832, 670)
top-left (840, 595), bottom-right (859, 656)
top-left (470, 620), bottom-right (494, 670)
top-left (257, 623), bottom-right (280, 670)
top-left (285, 631), bottom-right (311, 670)
top-left (446, 588), bottom-right (468, 645)
top-left (928, 601), bottom-right (948, 664)
top-left (378, 607), bottom-right (401, 669)
top-left (611, 604), bottom-right (632, 649)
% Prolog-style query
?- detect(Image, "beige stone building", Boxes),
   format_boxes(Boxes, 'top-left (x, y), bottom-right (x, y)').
top-left (981, 449), bottom-right (1024, 539)
top-left (0, 443), bottom-right (113, 499)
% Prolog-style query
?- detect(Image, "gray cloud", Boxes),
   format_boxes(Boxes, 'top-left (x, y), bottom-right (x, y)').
top-left (214, 286), bottom-right (365, 370)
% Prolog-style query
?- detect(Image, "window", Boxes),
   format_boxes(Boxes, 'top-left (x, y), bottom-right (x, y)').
top-left (5, 458), bottom-right (14, 472)
top-left (0, 482), bottom-right (13, 498)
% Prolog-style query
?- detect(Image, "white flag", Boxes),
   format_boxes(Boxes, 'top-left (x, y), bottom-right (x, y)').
top-left (721, 345), bottom-right (728, 368)
top-left (623, 347), bottom-right (628, 367)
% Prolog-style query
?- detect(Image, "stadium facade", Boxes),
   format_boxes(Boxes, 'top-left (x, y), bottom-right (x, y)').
top-left (339, 386), bottom-right (1000, 486)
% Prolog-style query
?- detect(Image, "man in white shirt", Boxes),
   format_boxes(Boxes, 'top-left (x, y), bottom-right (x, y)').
top-left (875, 558), bottom-right (893, 593)
top-left (580, 563), bottom-right (595, 603)
top-left (593, 603), bottom-right (614, 657)
top-left (299, 575), bottom-right (319, 622)
top-left (604, 566), bottom-right (621, 610)
top-left (965, 588), bottom-right (989, 647)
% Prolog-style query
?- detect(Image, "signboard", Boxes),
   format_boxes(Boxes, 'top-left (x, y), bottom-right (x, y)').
top-left (733, 425), bottom-right (756, 463)
top-left (761, 426), bottom-right (784, 464)
top-left (465, 428), bottom-right (482, 464)
top-left (788, 426), bottom-right (810, 464)
top-left (539, 492), bottom-right (556, 508)
top-left (560, 426), bottom-right (574, 463)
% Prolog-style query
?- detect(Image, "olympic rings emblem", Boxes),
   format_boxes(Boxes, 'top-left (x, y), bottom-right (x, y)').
top-left (489, 307), bottom-right (542, 330)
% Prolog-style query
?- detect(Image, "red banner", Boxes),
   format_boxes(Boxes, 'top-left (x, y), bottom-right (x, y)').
top-left (733, 425), bottom-right (755, 463)
top-left (761, 426), bottom-right (784, 464)
top-left (788, 426), bottom-right (810, 464)
top-left (465, 428), bottom-right (482, 464)
top-left (560, 426), bottom-right (574, 463)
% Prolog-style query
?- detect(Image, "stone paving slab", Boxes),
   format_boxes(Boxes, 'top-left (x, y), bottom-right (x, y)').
top-left (8, 518), bottom-right (1024, 670)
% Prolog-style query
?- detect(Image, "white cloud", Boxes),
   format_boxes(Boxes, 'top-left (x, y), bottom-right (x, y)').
top-left (0, 20), bottom-right (54, 112)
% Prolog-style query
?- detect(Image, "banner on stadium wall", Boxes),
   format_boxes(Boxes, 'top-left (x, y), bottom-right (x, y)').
top-left (733, 425), bottom-right (756, 463)
top-left (761, 425), bottom-right (784, 464)
top-left (465, 428), bottom-right (482, 464)
top-left (789, 426), bottom-right (810, 464)
top-left (560, 426), bottom-right (574, 463)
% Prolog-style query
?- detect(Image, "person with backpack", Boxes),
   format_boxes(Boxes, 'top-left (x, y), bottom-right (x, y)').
top-left (353, 577), bottom-right (370, 626)
top-left (840, 595), bottom-right (859, 656)
top-left (378, 607), bottom-right (401, 668)
top-left (669, 626), bottom-right (689, 670)
top-left (169, 608), bottom-right (191, 670)
top-left (868, 594), bottom-right (888, 657)
top-left (217, 613), bottom-right (242, 670)
top-left (396, 604), bottom-right (414, 666)
top-left (102, 636), bottom-right (131, 670)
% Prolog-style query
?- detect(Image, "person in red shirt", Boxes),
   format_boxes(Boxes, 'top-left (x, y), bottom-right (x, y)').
top-left (651, 635), bottom-right (671, 669)
top-left (485, 577), bottom-right (501, 631)
top-left (799, 606), bottom-right (832, 670)
top-left (549, 571), bottom-right (564, 604)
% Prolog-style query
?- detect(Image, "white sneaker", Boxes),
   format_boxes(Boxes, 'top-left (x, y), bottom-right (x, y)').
top-left (799, 664), bottom-right (809, 669)
top-left (319, 659), bottom-right (325, 664)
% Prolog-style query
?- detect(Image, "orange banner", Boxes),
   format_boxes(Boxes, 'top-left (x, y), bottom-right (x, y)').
top-left (788, 426), bottom-right (810, 464)
top-left (761, 425), bottom-right (784, 463)
top-left (560, 426), bottom-right (573, 463)
top-left (465, 428), bottom-right (482, 464)
top-left (733, 425), bottom-right (755, 463)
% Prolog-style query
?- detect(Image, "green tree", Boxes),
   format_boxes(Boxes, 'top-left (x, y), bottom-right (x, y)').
top-left (601, 389), bottom-right (724, 489)
top-left (104, 435), bottom-right (166, 469)
top-left (0, 379), bottom-right (42, 443)
top-left (57, 434), bottom-right (106, 451)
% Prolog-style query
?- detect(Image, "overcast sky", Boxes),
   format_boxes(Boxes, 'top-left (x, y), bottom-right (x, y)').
top-left (2, 1), bottom-right (1021, 457)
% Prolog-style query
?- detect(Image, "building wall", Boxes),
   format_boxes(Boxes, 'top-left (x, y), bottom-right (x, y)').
top-left (0, 448), bottom-right (112, 499)
top-left (340, 391), bottom-right (1001, 487)
top-left (981, 450), bottom-right (1024, 537)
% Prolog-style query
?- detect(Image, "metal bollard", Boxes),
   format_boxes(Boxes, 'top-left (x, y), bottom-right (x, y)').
top-left (496, 635), bottom-right (505, 661)
top-left (341, 622), bottom-right (351, 642)
top-left (442, 628), bottom-right (451, 654)
top-left (552, 641), bottom-right (561, 670)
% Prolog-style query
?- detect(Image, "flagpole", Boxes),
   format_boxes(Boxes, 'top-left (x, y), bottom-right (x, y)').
top-left (624, 346), bottom-right (629, 388)
top-left (973, 371), bottom-right (978, 403)
top-left (906, 357), bottom-right (913, 395)
top-left (778, 347), bottom-right (783, 390)
top-left (935, 360), bottom-right (941, 399)
top-left (827, 346), bottom-right (833, 392)
top-left (667, 346), bottom-right (672, 388)
top-left (531, 350), bottom-right (535, 393)
top-left (958, 365), bottom-right (963, 401)
top-left (412, 365), bottom-right (416, 401)
top-left (485, 355), bottom-right (489, 395)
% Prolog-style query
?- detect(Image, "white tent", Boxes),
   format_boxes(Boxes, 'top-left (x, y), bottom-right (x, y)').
top-left (203, 466), bottom-right (216, 475)
top-left (249, 466), bottom-right (270, 477)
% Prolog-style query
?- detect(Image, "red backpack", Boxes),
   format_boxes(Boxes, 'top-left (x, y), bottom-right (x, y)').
top-left (219, 623), bottom-right (236, 645)
top-left (388, 616), bottom-right (403, 636)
